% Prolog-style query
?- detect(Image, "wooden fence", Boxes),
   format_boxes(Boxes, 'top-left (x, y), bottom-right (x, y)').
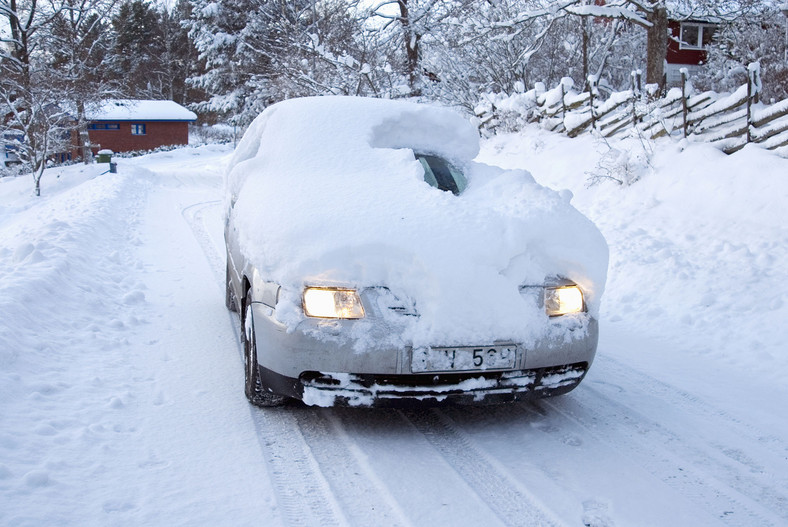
top-left (476, 63), bottom-right (788, 154)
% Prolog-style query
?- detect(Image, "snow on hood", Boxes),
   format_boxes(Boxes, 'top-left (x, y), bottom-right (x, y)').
top-left (226, 96), bottom-right (608, 347)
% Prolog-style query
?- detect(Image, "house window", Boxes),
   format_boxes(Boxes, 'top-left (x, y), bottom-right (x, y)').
top-left (3, 133), bottom-right (22, 153)
top-left (131, 123), bottom-right (146, 135)
top-left (88, 123), bottom-right (120, 130)
top-left (679, 23), bottom-right (716, 50)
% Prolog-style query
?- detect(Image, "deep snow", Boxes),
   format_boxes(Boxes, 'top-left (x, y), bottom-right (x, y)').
top-left (478, 130), bottom-right (788, 382)
top-left (0, 124), bottom-right (786, 526)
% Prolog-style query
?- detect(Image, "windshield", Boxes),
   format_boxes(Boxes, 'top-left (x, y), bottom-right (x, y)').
top-left (416, 154), bottom-right (467, 195)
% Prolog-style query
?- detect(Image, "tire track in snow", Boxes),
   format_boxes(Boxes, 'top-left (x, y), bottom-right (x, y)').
top-left (589, 356), bottom-right (788, 522)
top-left (543, 389), bottom-right (787, 526)
top-left (182, 199), bottom-right (346, 527)
top-left (596, 354), bottom-right (788, 456)
top-left (249, 406), bottom-right (347, 527)
top-left (291, 409), bottom-right (413, 527)
top-left (183, 199), bottom-right (412, 526)
top-left (403, 408), bottom-right (563, 527)
top-left (181, 200), bottom-right (225, 285)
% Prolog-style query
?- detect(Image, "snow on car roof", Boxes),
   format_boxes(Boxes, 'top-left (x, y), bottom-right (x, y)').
top-left (85, 99), bottom-right (197, 121)
top-left (227, 96), bottom-right (608, 347)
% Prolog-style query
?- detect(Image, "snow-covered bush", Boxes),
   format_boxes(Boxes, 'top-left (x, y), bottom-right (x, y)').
top-left (586, 134), bottom-right (654, 187)
top-left (694, 7), bottom-right (788, 103)
top-left (189, 123), bottom-right (236, 145)
top-left (474, 87), bottom-right (542, 136)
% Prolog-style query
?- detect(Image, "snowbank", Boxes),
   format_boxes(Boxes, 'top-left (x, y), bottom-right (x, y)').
top-left (226, 97), bottom-right (608, 348)
top-left (480, 127), bottom-right (788, 379)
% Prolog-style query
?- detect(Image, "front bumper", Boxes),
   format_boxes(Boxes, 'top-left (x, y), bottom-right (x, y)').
top-left (300, 362), bottom-right (588, 407)
top-left (251, 301), bottom-right (598, 407)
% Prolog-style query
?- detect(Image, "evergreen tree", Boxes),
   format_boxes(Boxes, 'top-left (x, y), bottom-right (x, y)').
top-left (186, 0), bottom-right (272, 124)
top-left (159, 0), bottom-right (202, 105)
top-left (110, 0), bottom-right (165, 97)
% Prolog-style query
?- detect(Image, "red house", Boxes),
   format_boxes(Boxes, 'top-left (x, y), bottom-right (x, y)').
top-left (665, 18), bottom-right (719, 86)
top-left (85, 99), bottom-right (197, 154)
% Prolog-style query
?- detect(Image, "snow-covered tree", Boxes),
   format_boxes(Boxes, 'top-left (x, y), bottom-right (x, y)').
top-left (109, 0), bottom-right (166, 97)
top-left (46, 0), bottom-right (118, 163)
top-left (187, 0), bottom-right (384, 124)
top-left (1, 0), bottom-right (76, 194)
top-left (452, 1), bottom-right (760, 96)
top-left (101, 0), bottom-right (202, 103)
top-left (695, 4), bottom-right (788, 102)
top-left (186, 0), bottom-right (275, 125)
top-left (424, 1), bottom-right (648, 110)
top-left (365, 0), bottom-right (475, 97)
top-left (156, 0), bottom-right (200, 104)
top-left (261, 0), bottom-right (382, 99)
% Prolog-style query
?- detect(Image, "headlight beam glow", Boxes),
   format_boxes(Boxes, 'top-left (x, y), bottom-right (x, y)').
top-left (545, 285), bottom-right (584, 316)
top-left (303, 288), bottom-right (365, 319)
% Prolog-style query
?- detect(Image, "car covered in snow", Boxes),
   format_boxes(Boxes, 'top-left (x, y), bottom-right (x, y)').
top-left (224, 96), bottom-right (608, 407)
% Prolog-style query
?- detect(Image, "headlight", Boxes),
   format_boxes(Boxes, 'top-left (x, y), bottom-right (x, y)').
top-left (545, 285), bottom-right (584, 316)
top-left (303, 287), bottom-right (365, 319)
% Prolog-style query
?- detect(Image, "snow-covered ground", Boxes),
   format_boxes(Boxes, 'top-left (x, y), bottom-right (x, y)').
top-left (1, 128), bottom-right (786, 526)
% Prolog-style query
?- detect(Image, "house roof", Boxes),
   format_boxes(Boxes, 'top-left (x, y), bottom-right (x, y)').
top-left (86, 100), bottom-right (197, 122)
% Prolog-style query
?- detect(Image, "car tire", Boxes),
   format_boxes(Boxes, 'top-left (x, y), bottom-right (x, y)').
top-left (225, 262), bottom-right (237, 312)
top-left (242, 290), bottom-right (286, 407)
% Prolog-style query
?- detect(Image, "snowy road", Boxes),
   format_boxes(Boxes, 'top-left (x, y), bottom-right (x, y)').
top-left (1, 143), bottom-right (787, 526)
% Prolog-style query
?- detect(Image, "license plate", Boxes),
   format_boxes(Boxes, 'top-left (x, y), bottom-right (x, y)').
top-left (411, 345), bottom-right (517, 373)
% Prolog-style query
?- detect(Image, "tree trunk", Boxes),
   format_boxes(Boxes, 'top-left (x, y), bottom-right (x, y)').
top-left (645, 5), bottom-right (668, 93)
top-left (76, 100), bottom-right (92, 164)
top-left (398, 0), bottom-right (421, 97)
top-left (34, 163), bottom-right (44, 197)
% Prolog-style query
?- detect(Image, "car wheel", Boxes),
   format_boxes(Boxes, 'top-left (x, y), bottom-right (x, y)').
top-left (242, 290), bottom-right (286, 407)
top-left (226, 263), bottom-right (238, 312)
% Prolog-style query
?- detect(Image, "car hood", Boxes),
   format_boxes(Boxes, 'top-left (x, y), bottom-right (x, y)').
top-left (227, 97), bottom-right (608, 347)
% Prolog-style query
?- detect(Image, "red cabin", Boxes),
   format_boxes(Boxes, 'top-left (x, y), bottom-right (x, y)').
top-left (85, 100), bottom-right (197, 155)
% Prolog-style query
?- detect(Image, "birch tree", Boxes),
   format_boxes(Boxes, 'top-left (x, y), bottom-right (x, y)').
top-left (366, 0), bottom-right (473, 97)
top-left (1, 0), bottom-right (74, 194)
top-left (187, 0), bottom-right (382, 124)
top-left (265, 0), bottom-right (388, 99)
top-left (47, 0), bottom-right (117, 163)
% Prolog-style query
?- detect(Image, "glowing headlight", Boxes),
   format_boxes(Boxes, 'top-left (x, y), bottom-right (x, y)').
top-left (545, 285), bottom-right (584, 316)
top-left (303, 288), bottom-right (365, 319)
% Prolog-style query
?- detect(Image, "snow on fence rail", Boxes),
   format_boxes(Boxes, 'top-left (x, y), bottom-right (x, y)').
top-left (476, 63), bottom-right (788, 154)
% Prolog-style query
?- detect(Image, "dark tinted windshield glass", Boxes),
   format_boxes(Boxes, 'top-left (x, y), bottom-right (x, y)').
top-left (416, 154), bottom-right (467, 195)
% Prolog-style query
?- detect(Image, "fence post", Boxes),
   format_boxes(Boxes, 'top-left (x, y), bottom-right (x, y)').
top-left (747, 62), bottom-right (761, 144)
top-left (746, 73), bottom-right (752, 144)
top-left (588, 74), bottom-right (598, 130)
top-left (681, 68), bottom-right (689, 138)
top-left (560, 81), bottom-right (567, 122)
top-left (631, 70), bottom-right (642, 124)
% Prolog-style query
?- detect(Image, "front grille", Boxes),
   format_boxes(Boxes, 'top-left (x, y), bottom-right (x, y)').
top-left (299, 362), bottom-right (588, 404)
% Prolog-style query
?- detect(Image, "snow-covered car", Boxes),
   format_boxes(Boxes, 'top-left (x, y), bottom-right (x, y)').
top-left (224, 96), bottom-right (608, 407)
